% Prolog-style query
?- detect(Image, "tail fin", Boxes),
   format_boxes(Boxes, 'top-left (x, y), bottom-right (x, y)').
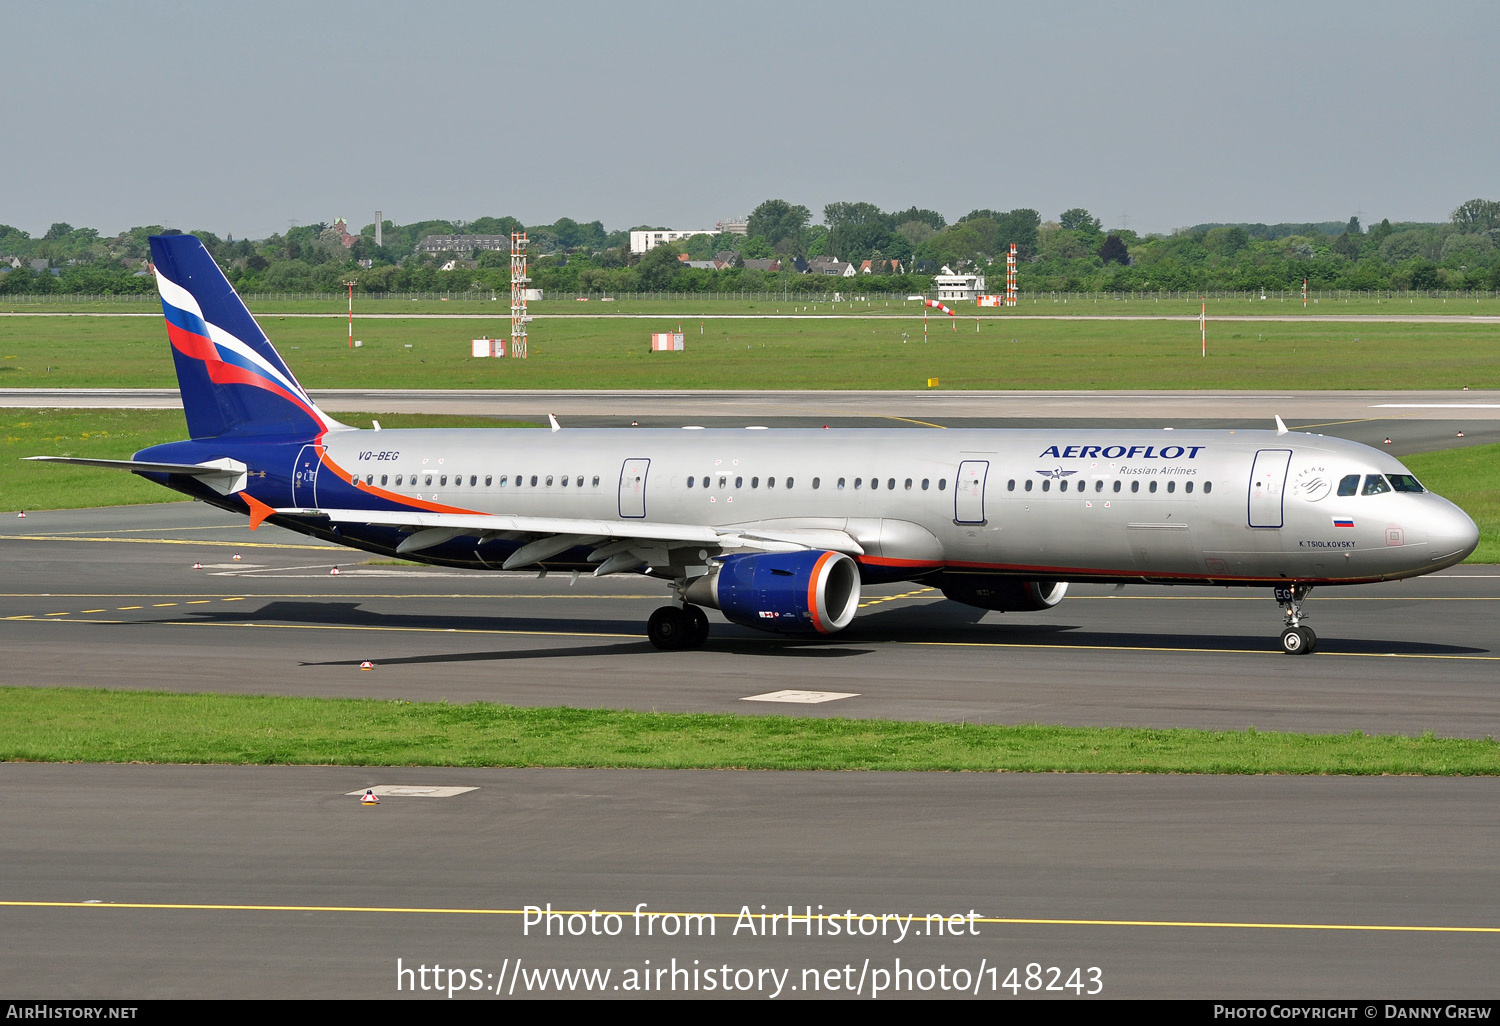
top-left (149, 234), bottom-right (344, 440)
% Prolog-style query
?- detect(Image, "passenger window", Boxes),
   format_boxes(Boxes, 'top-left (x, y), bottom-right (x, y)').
top-left (838, 478), bottom-right (846, 490)
top-left (1113, 481), bottom-right (1121, 492)
top-left (380, 475), bottom-right (388, 486)
top-left (719, 476), bottom-right (727, 489)
top-left (904, 478), bottom-right (912, 490)
top-left (366, 474), bottom-right (374, 485)
top-left (921, 479), bottom-right (929, 490)
top-left (545, 476), bottom-right (553, 486)
top-left (786, 477), bottom-right (794, 488)
top-left (1167, 481), bottom-right (1175, 493)
top-left (1204, 481), bottom-right (1212, 494)
top-left (938, 479), bottom-right (947, 490)
top-left (1148, 481), bottom-right (1157, 493)
top-left (453, 476), bottom-right (461, 488)
top-left (485, 476), bottom-right (492, 486)
top-left (1337, 474), bottom-right (1360, 496)
top-left (751, 477), bottom-right (759, 488)
top-left (1042, 479), bottom-right (1051, 492)
top-left (1362, 474), bottom-right (1391, 496)
top-left (593, 476), bottom-right (600, 486)
top-left (768, 477), bottom-right (775, 488)
top-left (561, 476), bottom-right (568, 486)
top-left (500, 475), bottom-right (508, 486)
top-left (887, 478), bottom-right (895, 490)
top-left (576, 476), bottom-right (583, 487)
top-left (1095, 480), bottom-right (1103, 492)
top-left (855, 478), bottom-right (863, 490)
top-left (1025, 479), bottom-right (1033, 492)
top-left (470, 476), bottom-right (477, 486)
top-left (530, 475), bottom-right (538, 486)
top-left (425, 475), bottom-right (433, 486)
top-left (735, 476), bottom-right (743, 488)
top-left (869, 478), bottom-right (877, 490)
top-left (687, 476), bottom-right (694, 488)
top-left (1059, 480), bottom-right (1068, 492)
top-left (1131, 481), bottom-right (1139, 493)
top-left (1007, 480), bottom-right (1015, 491)
top-left (1185, 481), bottom-right (1193, 493)
top-left (395, 475), bottom-right (403, 486)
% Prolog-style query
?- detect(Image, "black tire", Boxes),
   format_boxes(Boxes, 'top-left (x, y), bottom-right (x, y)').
top-left (647, 606), bottom-right (690, 651)
top-left (1280, 626), bottom-right (1307, 655)
top-left (1300, 626), bottom-right (1318, 653)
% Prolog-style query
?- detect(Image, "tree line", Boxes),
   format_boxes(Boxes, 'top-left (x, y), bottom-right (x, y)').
top-left (3, 198), bottom-right (1499, 297)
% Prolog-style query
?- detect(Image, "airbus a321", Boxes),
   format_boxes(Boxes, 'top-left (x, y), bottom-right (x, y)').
top-left (31, 235), bottom-right (1479, 655)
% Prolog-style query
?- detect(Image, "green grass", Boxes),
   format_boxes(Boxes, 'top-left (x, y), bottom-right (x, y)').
top-left (0, 687), bottom-right (1494, 773)
top-left (1, 409), bottom-right (537, 511)
top-left (3, 313), bottom-right (1499, 389)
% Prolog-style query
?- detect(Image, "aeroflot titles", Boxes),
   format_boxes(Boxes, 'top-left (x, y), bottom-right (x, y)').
top-left (1038, 444), bottom-right (1208, 460)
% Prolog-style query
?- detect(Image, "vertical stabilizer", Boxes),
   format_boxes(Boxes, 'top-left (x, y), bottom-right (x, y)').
top-left (149, 234), bottom-right (341, 440)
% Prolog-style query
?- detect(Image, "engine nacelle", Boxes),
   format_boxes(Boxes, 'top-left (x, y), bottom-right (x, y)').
top-left (936, 575), bottom-right (1068, 612)
top-left (684, 550), bottom-right (861, 635)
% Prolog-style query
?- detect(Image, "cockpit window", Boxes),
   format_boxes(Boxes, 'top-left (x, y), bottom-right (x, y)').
top-left (1337, 474), bottom-right (1360, 497)
top-left (1388, 474), bottom-right (1425, 493)
top-left (1362, 474), bottom-right (1392, 496)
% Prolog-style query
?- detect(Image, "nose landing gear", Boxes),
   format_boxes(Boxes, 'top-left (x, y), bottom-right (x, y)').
top-left (1274, 583), bottom-right (1317, 655)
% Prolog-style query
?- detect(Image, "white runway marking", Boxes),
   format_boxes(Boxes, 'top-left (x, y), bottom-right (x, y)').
top-left (344, 786), bottom-right (479, 798)
top-left (741, 689), bottom-right (860, 704)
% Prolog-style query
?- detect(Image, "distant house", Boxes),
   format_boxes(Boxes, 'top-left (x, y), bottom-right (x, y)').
top-left (415, 234), bottom-right (510, 255)
top-left (0, 255), bottom-right (21, 269)
top-left (809, 256), bottom-right (855, 277)
top-left (859, 259), bottom-right (904, 274)
top-left (742, 259), bottom-right (781, 272)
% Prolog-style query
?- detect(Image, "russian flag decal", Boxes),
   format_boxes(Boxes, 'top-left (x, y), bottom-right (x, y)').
top-left (1333, 517), bottom-right (1355, 528)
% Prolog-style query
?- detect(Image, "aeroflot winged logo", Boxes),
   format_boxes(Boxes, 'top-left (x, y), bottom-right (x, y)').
top-left (1036, 467), bottom-right (1078, 480)
top-left (1038, 444), bottom-right (1208, 460)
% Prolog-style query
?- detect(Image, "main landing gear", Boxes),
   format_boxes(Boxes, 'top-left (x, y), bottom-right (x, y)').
top-left (1274, 583), bottom-right (1317, 655)
top-left (647, 604), bottom-right (710, 651)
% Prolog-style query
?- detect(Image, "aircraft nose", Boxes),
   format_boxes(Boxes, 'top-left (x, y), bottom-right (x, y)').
top-left (1429, 502), bottom-right (1480, 563)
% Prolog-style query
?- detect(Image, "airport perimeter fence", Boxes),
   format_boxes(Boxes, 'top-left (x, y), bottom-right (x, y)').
top-left (9, 288), bottom-right (1500, 306)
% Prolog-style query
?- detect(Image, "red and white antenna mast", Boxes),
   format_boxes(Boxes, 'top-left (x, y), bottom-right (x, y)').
top-left (510, 231), bottom-right (529, 359)
top-left (1005, 243), bottom-right (1018, 307)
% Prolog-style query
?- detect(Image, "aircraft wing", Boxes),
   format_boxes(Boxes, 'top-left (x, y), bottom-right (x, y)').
top-left (275, 506), bottom-right (864, 575)
top-left (25, 456), bottom-right (248, 494)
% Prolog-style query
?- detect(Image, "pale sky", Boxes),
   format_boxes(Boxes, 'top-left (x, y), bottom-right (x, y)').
top-left (5, 0), bottom-right (1497, 240)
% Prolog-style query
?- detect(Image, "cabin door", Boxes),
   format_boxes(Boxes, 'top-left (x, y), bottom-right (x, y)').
top-left (954, 460), bottom-right (989, 525)
top-left (1247, 449), bottom-right (1292, 528)
top-left (618, 458), bottom-right (650, 518)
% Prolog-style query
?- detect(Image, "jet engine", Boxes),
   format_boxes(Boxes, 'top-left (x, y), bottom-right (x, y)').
top-left (684, 550), bottom-right (861, 635)
top-left (935, 575), bottom-right (1068, 612)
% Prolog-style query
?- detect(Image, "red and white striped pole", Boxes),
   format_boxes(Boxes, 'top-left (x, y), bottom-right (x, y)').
top-left (1303, 277), bottom-right (1308, 309)
top-left (1200, 298), bottom-right (1206, 358)
top-left (1005, 243), bottom-right (1018, 307)
top-left (345, 280), bottom-right (356, 348)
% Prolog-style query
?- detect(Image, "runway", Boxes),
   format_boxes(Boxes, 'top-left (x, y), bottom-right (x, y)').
top-left (2, 502), bottom-right (1499, 738)
top-left (3, 414), bottom-right (1499, 999)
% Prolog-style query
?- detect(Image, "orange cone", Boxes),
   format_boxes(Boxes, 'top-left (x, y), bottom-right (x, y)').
top-left (359, 660), bottom-right (374, 670)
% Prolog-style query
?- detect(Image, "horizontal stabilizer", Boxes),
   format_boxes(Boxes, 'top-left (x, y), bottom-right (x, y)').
top-left (25, 456), bottom-right (248, 495)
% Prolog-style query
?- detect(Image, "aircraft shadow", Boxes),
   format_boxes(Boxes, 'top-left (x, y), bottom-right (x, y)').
top-left (135, 599), bottom-right (1488, 660)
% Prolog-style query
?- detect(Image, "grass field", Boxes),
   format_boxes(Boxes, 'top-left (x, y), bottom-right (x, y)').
top-left (0, 688), bottom-right (1494, 773)
top-left (2, 313), bottom-right (1498, 390)
top-left (9, 293), bottom-right (1500, 318)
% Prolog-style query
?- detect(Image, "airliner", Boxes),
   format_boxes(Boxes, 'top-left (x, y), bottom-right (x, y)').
top-left (30, 235), bottom-right (1480, 655)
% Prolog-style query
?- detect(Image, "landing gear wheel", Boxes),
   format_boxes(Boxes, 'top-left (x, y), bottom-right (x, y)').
top-left (685, 605), bottom-right (710, 648)
top-left (648, 606), bottom-right (708, 651)
top-left (1281, 626), bottom-right (1313, 655)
